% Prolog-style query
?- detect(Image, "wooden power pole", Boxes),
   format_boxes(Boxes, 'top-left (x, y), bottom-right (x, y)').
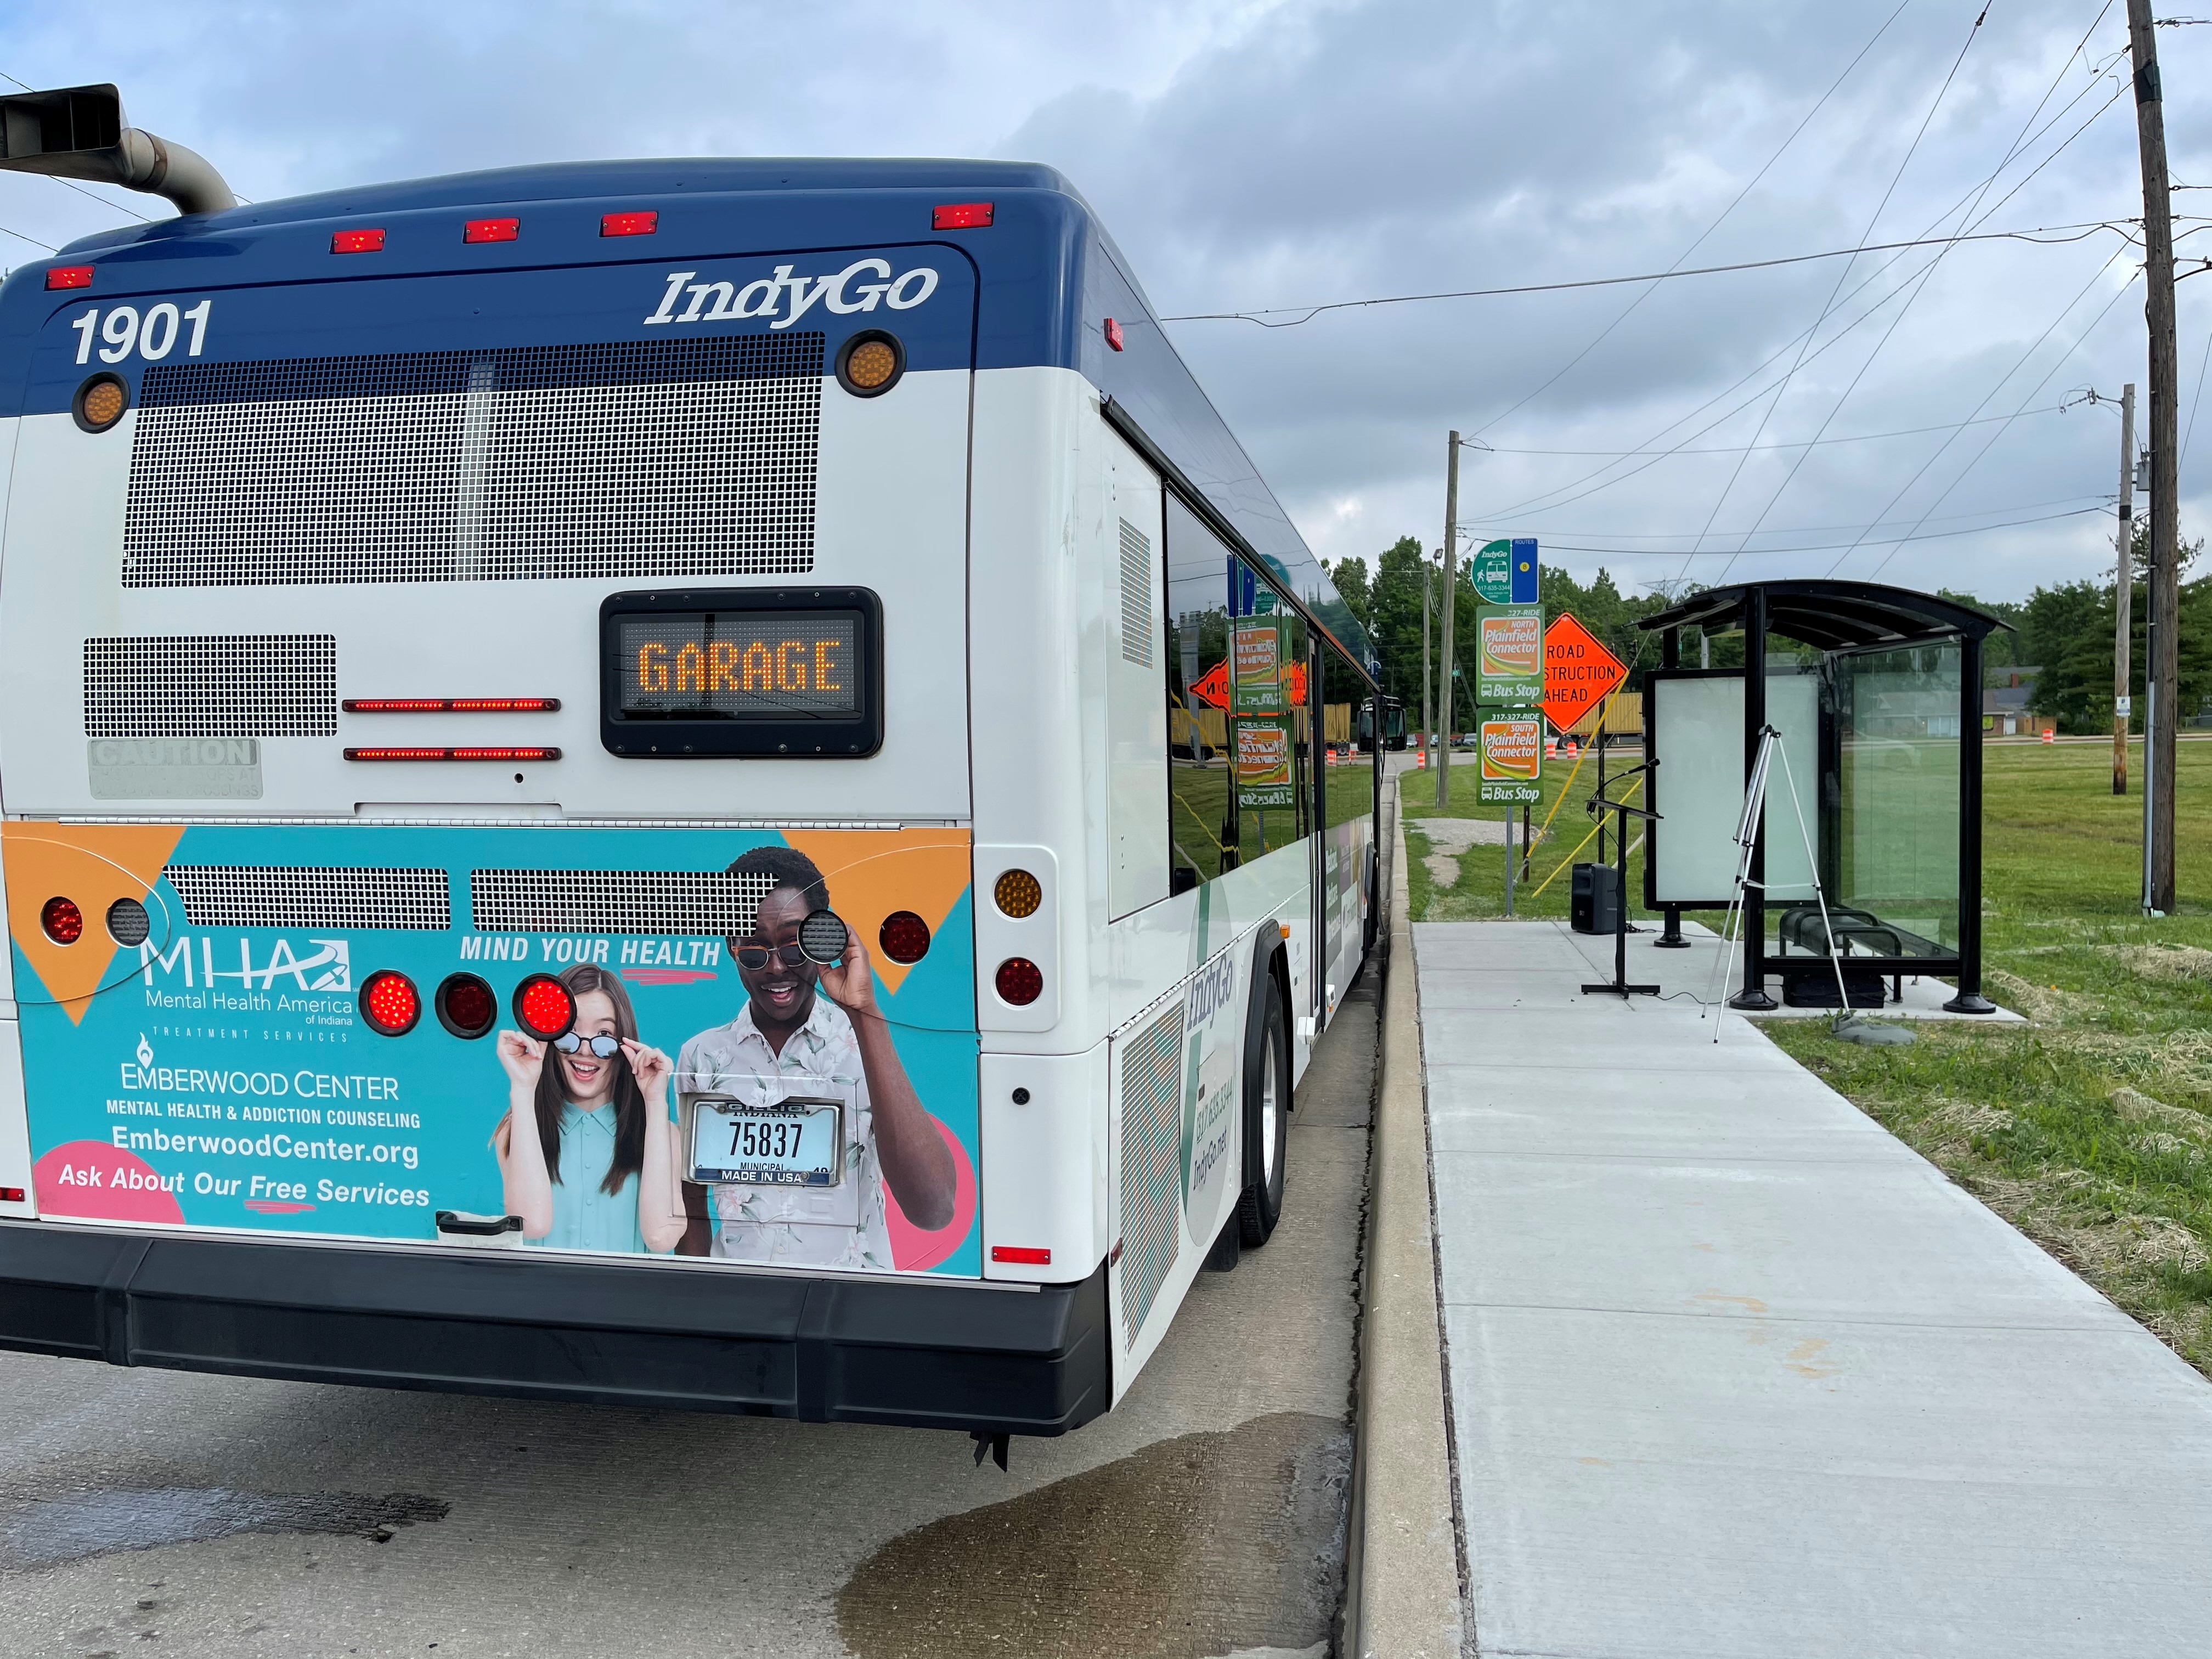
top-left (2114, 381), bottom-right (2135, 795)
top-left (2128, 0), bottom-right (2179, 912)
top-left (1436, 432), bottom-right (1460, 805)
top-left (1420, 561), bottom-right (1433, 772)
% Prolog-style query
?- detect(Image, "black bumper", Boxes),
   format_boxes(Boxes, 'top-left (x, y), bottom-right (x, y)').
top-left (0, 1221), bottom-right (1110, 1435)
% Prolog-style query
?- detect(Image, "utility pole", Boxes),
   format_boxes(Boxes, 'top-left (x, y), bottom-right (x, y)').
top-left (1420, 561), bottom-right (1434, 772)
top-left (2114, 382), bottom-right (2136, 795)
top-left (2128, 0), bottom-right (2179, 912)
top-left (1436, 431), bottom-right (1461, 806)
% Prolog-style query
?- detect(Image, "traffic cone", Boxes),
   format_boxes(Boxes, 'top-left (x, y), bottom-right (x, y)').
top-left (2041, 727), bottom-right (2055, 744)
top-left (1545, 737), bottom-right (1558, 759)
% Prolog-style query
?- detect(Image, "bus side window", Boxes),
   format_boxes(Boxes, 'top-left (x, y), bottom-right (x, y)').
top-left (1164, 495), bottom-right (1232, 890)
top-left (1230, 579), bottom-right (1305, 868)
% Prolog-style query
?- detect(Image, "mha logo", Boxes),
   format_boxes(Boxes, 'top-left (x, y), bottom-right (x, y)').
top-left (140, 936), bottom-right (352, 992)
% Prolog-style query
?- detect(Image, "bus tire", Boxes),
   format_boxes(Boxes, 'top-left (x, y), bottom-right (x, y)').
top-left (1238, 961), bottom-right (1289, 1248)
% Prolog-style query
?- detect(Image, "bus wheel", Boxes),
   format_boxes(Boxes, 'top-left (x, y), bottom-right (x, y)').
top-left (1238, 981), bottom-right (1289, 1247)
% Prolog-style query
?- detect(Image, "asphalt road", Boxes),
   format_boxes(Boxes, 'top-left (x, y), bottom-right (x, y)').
top-left (0, 967), bottom-right (1377, 1659)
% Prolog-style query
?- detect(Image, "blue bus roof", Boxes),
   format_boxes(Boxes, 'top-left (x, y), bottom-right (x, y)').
top-left (7, 157), bottom-right (1375, 670)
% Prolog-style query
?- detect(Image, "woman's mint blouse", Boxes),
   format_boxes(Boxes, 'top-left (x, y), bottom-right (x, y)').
top-left (526, 1102), bottom-right (662, 1255)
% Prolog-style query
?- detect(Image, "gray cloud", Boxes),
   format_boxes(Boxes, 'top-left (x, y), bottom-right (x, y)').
top-left (2, 0), bottom-right (2199, 600)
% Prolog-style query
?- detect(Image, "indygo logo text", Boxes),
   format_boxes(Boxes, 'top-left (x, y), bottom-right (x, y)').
top-left (644, 261), bottom-right (940, 330)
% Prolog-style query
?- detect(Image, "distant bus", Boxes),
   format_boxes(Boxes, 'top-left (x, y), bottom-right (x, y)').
top-left (1361, 695), bottom-right (1407, 751)
top-left (0, 107), bottom-right (1380, 1440)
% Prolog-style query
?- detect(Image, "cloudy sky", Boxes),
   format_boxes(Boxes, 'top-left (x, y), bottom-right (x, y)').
top-left (4, 0), bottom-right (2207, 602)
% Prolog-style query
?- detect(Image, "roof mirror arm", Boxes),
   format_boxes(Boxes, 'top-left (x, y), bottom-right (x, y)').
top-left (0, 83), bottom-right (235, 217)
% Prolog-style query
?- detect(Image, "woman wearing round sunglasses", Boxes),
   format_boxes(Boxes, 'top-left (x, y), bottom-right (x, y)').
top-left (494, 963), bottom-right (685, 1254)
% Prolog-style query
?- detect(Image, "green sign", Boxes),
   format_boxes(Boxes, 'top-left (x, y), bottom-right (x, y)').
top-left (1477, 711), bottom-right (1544, 804)
top-left (1476, 603), bottom-right (1543, 704)
top-left (1231, 619), bottom-right (1286, 714)
top-left (1471, 539), bottom-right (1513, 603)
top-left (1234, 714), bottom-right (1296, 810)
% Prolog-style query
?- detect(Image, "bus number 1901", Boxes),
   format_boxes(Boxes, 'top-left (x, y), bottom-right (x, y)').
top-left (69, 301), bottom-right (213, 366)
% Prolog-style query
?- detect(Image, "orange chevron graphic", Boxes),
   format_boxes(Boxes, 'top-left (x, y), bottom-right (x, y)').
top-left (781, 828), bottom-right (971, 996)
top-left (3, 823), bottom-right (187, 1022)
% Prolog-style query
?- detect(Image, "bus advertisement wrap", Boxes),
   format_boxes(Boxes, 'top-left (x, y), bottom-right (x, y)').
top-left (3, 823), bottom-right (981, 1277)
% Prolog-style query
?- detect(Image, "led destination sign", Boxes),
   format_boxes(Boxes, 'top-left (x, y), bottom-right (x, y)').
top-left (600, 587), bottom-right (883, 758)
top-left (619, 611), bottom-right (859, 721)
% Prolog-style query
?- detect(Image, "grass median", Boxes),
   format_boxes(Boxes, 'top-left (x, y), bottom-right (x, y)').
top-left (1407, 736), bottom-right (2212, 1376)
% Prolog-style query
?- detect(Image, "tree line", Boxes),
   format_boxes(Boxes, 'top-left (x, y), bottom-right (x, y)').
top-left (1326, 526), bottom-right (2211, 736)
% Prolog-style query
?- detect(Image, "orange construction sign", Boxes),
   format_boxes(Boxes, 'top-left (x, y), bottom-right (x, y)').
top-left (1541, 613), bottom-right (1627, 733)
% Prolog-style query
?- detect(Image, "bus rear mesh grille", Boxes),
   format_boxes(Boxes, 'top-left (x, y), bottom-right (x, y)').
top-left (166, 866), bottom-right (450, 930)
top-left (470, 869), bottom-right (777, 936)
top-left (121, 335), bottom-right (823, 589)
top-left (84, 635), bottom-right (337, 737)
top-left (1118, 1001), bottom-right (1186, 1346)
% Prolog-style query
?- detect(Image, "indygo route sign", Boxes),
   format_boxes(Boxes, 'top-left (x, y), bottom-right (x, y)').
top-left (1478, 713), bottom-right (1544, 803)
top-left (1471, 538), bottom-right (1540, 605)
top-left (1540, 612), bottom-right (1626, 733)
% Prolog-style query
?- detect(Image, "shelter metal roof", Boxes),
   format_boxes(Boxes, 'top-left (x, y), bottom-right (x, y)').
top-left (1637, 579), bottom-right (2008, 652)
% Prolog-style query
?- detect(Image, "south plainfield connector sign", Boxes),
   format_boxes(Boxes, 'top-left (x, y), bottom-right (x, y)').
top-left (1478, 714), bottom-right (1544, 804)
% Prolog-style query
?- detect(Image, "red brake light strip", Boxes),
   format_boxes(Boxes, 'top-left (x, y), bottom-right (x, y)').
top-left (343, 698), bottom-right (561, 713)
top-left (46, 266), bottom-right (94, 290)
top-left (343, 747), bottom-right (562, 762)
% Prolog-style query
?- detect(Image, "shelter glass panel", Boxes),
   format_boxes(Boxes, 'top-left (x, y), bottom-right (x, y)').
top-left (1831, 642), bottom-right (1961, 958)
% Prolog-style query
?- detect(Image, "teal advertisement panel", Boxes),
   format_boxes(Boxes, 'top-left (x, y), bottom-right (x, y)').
top-left (5, 822), bottom-right (980, 1277)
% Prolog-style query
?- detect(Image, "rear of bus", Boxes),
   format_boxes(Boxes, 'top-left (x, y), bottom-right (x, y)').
top-left (0, 160), bottom-right (1126, 1432)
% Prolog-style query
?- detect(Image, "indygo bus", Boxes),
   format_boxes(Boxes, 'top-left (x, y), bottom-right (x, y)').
top-left (0, 86), bottom-right (1380, 1443)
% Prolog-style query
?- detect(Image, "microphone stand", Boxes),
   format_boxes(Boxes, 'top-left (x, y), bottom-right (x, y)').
top-left (1582, 759), bottom-right (1661, 997)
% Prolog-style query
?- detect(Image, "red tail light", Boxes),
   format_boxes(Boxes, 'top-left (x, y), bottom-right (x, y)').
top-left (46, 266), bottom-right (94, 290)
top-left (879, 911), bottom-right (931, 964)
top-left (40, 897), bottom-right (83, 945)
top-left (464, 218), bottom-right (519, 244)
top-left (513, 974), bottom-right (577, 1040)
top-left (359, 970), bottom-right (422, 1036)
top-left (932, 202), bottom-right (993, 229)
top-left (995, 957), bottom-right (1043, 1006)
top-left (331, 228), bottom-right (386, 253)
top-left (991, 1245), bottom-right (1051, 1265)
top-left (0, 1187), bottom-right (25, 1203)
top-left (436, 973), bottom-right (498, 1039)
top-left (342, 697), bottom-right (561, 713)
top-left (601, 210), bottom-right (657, 237)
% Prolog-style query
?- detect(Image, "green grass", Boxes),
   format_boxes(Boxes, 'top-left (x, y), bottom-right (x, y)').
top-left (1408, 736), bottom-right (2212, 1375)
top-left (1402, 742), bottom-right (1650, 922)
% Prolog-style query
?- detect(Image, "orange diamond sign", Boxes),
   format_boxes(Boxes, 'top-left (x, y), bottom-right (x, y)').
top-left (1541, 613), bottom-right (1627, 733)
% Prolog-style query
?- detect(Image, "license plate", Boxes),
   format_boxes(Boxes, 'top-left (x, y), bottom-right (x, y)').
top-left (687, 1096), bottom-right (842, 1187)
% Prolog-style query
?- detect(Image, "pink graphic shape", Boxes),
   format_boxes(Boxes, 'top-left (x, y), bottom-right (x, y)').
top-left (33, 1139), bottom-right (185, 1224)
top-left (242, 1199), bottom-right (317, 1214)
top-left (620, 968), bottom-right (719, 985)
top-left (884, 1115), bottom-right (976, 1272)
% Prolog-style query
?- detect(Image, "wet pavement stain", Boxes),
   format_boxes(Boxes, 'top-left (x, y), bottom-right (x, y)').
top-left (837, 1411), bottom-right (1350, 1659)
top-left (0, 1487), bottom-right (449, 1570)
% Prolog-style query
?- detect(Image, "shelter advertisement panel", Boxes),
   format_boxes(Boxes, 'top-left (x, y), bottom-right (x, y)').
top-left (5, 823), bottom-right (982, 1277)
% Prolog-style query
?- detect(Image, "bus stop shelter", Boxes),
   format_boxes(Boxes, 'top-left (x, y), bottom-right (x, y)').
top-left (1636, 579), bottom-right (2006, 1014)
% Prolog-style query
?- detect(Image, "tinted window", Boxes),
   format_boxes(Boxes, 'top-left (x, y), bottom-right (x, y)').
top-left (1165, 495), bottom-right (1233, 887)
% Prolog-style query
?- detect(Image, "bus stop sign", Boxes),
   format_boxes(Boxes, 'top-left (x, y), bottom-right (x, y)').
top-left (1541, 612), bottom-right (1626, 733)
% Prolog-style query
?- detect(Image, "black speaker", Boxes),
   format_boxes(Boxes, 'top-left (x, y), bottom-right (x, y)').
top-left (1783, 968), bottom-right (1886, 1008)
top-left (1571, 862), bottom-right (1619, 935)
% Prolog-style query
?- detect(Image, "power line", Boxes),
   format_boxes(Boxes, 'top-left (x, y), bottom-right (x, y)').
top-left (1494, 492), bottom-right (2110, 540)
top-left (1686, 0), bottom-right (1995, 587)
top-left (0, 221), bottom-right (57, 252)
top-left (1466, 0), bottom-right (1920, 441)
top-left (1475, 402), bottom-right (2079, 454)
top-left (1158, 221), bottom-right (2130, 326)
top-left (1852, 253), bottom-right (2138, 577)
top-left (1710, 0), bottom-right (2124, 584)
top-left (1541, 505), bottom-right (2106, 559)
top-left (1467, 42), bottom-right (2141, 529)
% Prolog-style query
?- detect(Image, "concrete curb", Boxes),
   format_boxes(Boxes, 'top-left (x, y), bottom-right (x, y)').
top-left (1347, 773), bottom-right (1465, 1658)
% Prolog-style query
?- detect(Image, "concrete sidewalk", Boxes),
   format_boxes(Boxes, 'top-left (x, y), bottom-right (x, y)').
top-left (1420, 918), bottom-right (2212, 1659)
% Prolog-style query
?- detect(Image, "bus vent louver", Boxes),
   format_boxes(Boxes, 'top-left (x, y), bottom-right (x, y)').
top-left (165, 865), bottom-right (451, 930)
top-left (83, 634), bottom-right (337, 736)
top-left (119, 335), bottom-right (824, 589)
top-left (469, 868), bottom-right (778, 937)
top-left (1117, 1000), bottom-right (1186, 1345)
top-left (1117, 519), bottom-right (1154, 668)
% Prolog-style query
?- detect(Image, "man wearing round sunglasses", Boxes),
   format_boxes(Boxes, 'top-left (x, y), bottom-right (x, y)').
top-left (675, 846), bottom-right (956, 1268)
